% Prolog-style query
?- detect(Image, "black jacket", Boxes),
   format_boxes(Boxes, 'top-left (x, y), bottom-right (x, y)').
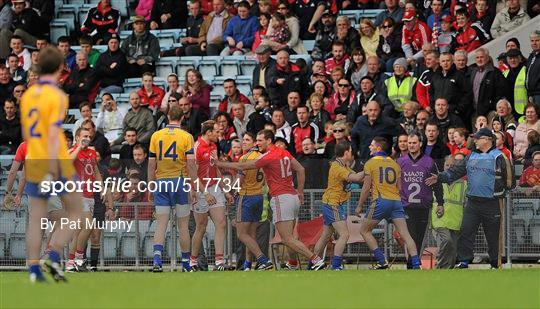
top-left (267, 62), bottom-right (308, 108)
top-left (351, 115), bottom-right (403, 164)
top-left (252, 58), bottom-right (276, 89)
top-left (526, 51), bottom-right (540, 96)
top-left (95, 48), bottom-right (128, 88)
top-left (63, 66), bottom-right (98, 108)
top-left (376, 31), bottom-right (405, 61)
top-left (180, 108), bottom-right (207, 138)
top-left (11, 8), bottom-right (48, 37)
top-left (311, 23), bottom-right (336, 60)
top-left (339, 27), bottom-right (361, 57)
top-left (469, 63), bottom-right (509, 117)
top-left (297, 153), bottom-right (329, 189)
top-left (425, 139), bottom-right (450, 170)
top-left (429, 65), bottom-right (472, 119)
top-left (247, 108), bottom-right (272, 136)
top-left (429, 114), bottom-right (465, 142)
top-left (0, 115), bottom-right (21, 154)
top-left (347, 91), bottom-right (394, 123)
top-left (150, 0), bottom-right (188, 29)
top-left (121, 31), bottom-right (161, 63)
top-left (309, 109), bottom-right (331, 136)
top-left (91, 131), bottom-right (112, 164)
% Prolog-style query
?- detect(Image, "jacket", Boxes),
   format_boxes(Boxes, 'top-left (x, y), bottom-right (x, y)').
top-left (470, 10), bottom-right (494, 31)
top-left (11, 8), bottom-right (47, 37)
top-left (252, 58), bottom-right (276, 89)
top-left (114, 107), bottom-right (156, 145)
top-left (469, 63), bottom-right (509, 116)
top-left (0, 2), bottom-right (12, 29)
top-left (267, 62), bottom-right (308, 108)
top-left (185, 84), bottom-right (212, 117)
top-left (325, 91), bottom-right (355, 120)
top-left (121, 31), bottom-right (160, 63)
top-left (297, 153), bottom-right (329, 189)
top-left (340, 27), bottom-right (362, 56)
top-left (416, 68), bottom-right (435, 109)
top-left (376, 31), bottom-right (405, 61)
top-left (490, 8), bottom-right (530, 39)
top-left (95, 48), bottom-right (128, 88)
top-left (150, 0), bottom-right (187, 29)
top-left (351, 115), bottom-right (403, 163)
top-left (453, 22), bottom-right (490, 53)
top-left (429, 65), bottom-right (471, 118)
top-left (0, 115), bottom-right (21, 154)
top-left (81, 2), bottom-right (120, 38)
top-left (180, 108), bottom-right (207, 137)
top-left (347, 91), bottom-right (394, 123)
top-left (137, 84), bottom-right (165, 108)
top-left (222, 14), bottom-right (258, 48)
top-left (135, 0), bottom-right (153, 20)
top-left (266, 16), bottom-right (307, 55)
top-left (218, 90), bottom-right (251, 115)
top-left (311, 23), bottom-right (335, 60)
top-left (425, 139), bottom-right (451, 170)
top-left (310, 109), bottom-right (331, 135)
top-left (402, 20), bottom-right (431, 59)
top-left (199, 10), bottom-right (232, 46)
top-left (62, 66), bottom-right (99, 108)
top-left (526, 51), bottom-right (540, 96)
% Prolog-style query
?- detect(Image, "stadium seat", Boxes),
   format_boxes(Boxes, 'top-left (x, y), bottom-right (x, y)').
top-left (8, 234), bottom-right (26, 259)
top-left (235, 75), bottom-right (252, 95)
top-left (155, 33), bottom-right (175, 49)
top-left (198, 59), bottom-right (219, 78)
top-left (176, 60), bottom-right (196, 79)
top-left (110, 0), bottom-right (130, 17)
top-left (77, 4), bottom-right (93, 24)
top-left (120, 230), bottom-right (137, 259)
top-left (0, 234), bottom-right (5, 258)
top-left (303, 40), bottom-right (315, 52)
top-left (220, 60), bottom-right (240, 77)
top-left (50, 21), bottom-right (70, 44)
top-left (513, 218), bottom-right (527, 244)
top-left (156, 58), bottom-right (176, 77)
top-left (57, 4), bottom-right (78, 22)
top-left (513, 203), bottom-right (535, 226)
top-left (102, 231), bottom-right (119, 259)
top-left (240, 60), bottom-right (257, 76)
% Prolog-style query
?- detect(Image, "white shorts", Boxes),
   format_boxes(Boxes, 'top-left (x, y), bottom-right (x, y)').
top-left (82, 197), bottom-right (95, 213)
top-left (155, 204), bottom-right (190, 218)
top-left (192, 184), bottom-right (226, 214)
top-left (47, 196), bottom-right (63, 213)
top-left (270, 194), bottom-right (300, 223)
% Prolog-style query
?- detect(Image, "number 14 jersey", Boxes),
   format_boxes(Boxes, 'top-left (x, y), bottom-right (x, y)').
top-left (255, 145), bottom-right (296, 197)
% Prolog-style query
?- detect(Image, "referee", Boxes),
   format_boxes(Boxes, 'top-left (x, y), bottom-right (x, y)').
top-left (426, 128), bottom-right (514, 269)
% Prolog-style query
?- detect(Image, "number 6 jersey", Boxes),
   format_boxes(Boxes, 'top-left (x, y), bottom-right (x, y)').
top-left (397, 154), bottom-right (444, 208)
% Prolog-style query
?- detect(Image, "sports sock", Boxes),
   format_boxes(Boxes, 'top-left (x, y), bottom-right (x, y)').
top-left (215, 254), bottom-right (224, 266)
top-left (331, 256), bottom-right (343, 269)
top-left (287, 259), bottom-right (298, 266)
top-left (90, 246), bottom-right (100, 268)
top-left (153, 244), bottom-right (163, 266)
top-left (410, 255), bottom-right (421, 269)
top-left (29, 264), bottom-right (42, 275)
top-left (48, 250), bottom-right (61, 264)
top-left (181, 252), bottom-right (190, 269)
top-left (242, 260), bottom-right (252, 270)
top-left (68, 253), bottom-right (75, 261)
top-left (189, 255), bottom-right (198, 267)
top-left (373, 248), bottom-right (386, 265)
top-left (310, 255), bottom-right (322, 265)
top-left (256, 254), bottom-right (269, 264)
top-left (75, 250), bottom-right (85, 260)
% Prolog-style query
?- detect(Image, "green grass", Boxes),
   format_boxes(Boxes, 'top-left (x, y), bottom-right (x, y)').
top-left (1, 269), bottom-right (539, 308)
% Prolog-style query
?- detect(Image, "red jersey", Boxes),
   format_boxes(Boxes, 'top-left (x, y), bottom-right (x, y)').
top-left (14, 141), bottom-right (28, 163)
top-left (519, 166), bottom-right (540, 187)
top-left (195, 136), bottom-right (218, 187)
top-left (69, 146), bottom-right (98, 198)
top-left (255, 145), bottom-right (297, 197)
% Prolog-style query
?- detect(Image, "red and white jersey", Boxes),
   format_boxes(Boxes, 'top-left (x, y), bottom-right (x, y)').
top-left (194, 136), bottom-right (218, 187)
top-left (14, 141), bottom-right (28, 163)
top-left (255, 145), bottom-right (297, 197)
top-left (69, 146), bottom-right (98, 198)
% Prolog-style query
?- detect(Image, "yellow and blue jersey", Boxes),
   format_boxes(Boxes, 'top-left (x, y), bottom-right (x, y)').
top-left (322, 160), bottom-right (354, 206)
top-left (238, 150), bottom-right (263, 196)
top-left (149, 125), bottom-right (194, 179)
top-left (20, 81), bottom-right (74, 182)
top-left (364, 154), bottom-right (401, 201)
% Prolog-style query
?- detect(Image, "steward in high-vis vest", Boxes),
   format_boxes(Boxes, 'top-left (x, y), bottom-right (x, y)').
top-left (503, 49), bottom-right (527, 122)
top-left (385, 57), bottom-right (417, 112)
top-left (431, 156), bottom-right (467, 269)
top-left (427, 128), bottom-right (514, 269)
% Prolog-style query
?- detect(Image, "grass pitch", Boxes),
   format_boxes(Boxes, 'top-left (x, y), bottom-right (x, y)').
top-left (1, 269), bottom-right (539, 308)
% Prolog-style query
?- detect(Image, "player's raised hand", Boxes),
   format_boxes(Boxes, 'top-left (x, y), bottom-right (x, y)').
top-left (205, 193), bottom-right (217, 205)
top-left (355, 205), bottom-right (363, 217)
top-left (425, 173), bottom-right (438, 186)
top-left (106, 208), bottom-right (116, 221)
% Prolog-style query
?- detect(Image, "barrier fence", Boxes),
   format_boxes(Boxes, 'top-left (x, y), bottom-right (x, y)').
top-left (0, 189), bottom-right (539, 270)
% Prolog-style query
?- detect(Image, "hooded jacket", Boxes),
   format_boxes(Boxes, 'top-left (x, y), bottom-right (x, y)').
top-left (121, 30), bottom-right (160, 63)
top-left (490, 7), bottom-right (530, 39)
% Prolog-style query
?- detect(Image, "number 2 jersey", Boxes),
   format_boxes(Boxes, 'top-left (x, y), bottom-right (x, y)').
top-left (397, 153), bottom-right (444, 208)
top-left (255, 145), bottom-right (296, 197)
top-left (363, 154), bottom-right (401, 201)
top-left (20, 81), bottom-right (75, 183)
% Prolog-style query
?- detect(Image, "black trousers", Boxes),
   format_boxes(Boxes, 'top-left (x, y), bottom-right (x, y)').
top-left (185, 43), bottom-right (225, 56)
top-left (457, 197), bottom-right (503, 268)
top-left (405, 207), bottom-right (431, 255)
top-left (126, 63), bottom-right (155, 79)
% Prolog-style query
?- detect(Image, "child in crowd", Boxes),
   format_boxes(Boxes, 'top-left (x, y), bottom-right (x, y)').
top-left (451, 128), bottom-right (471, 155)
top-left (437, 14), bottom-right (456, 53)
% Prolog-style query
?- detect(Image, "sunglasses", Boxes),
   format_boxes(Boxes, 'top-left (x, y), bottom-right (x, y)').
top-left (338, 84), bottom-right (350, 87)
top-left (381, 25), bottom-right (392, 28)
top-left (168, 99), bottom-right (177, 102)
top-left (278, 6), bottom-right (287, 10)
top-left (333, 129), bottom-right (345, 133)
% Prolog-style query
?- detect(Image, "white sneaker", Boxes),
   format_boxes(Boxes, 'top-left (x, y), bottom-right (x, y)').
top-left (66, 260), bottom-right (77, 272)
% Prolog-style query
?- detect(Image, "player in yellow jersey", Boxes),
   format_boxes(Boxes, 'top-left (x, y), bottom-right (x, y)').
top-left (355, 137), bottom-right (420, 269)
top-left (313, 141), bottom-right (365, 270)
top-left (20, 47), bottom-right (84, 282)
top-left (234, 132), bottom-right (273, 271)
top-left (147, 105), bottom-right (196, 272)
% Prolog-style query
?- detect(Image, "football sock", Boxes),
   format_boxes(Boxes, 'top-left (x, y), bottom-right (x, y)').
top-left (29, 264), bottom-right (42, 275)
top-left (190, 255), bottom-right (198, 267)
top-left (373, 248), bottom-right (386, 265)
top-left (153, 244), bottom-right (163, 266)
top-left (215, 254), bottom-right (224, 266)
top-left (90, 245), bottom-right (100, 268)
top-left (310, 255), bottom-right (322, 265)
top-left (242, 260), bottom-right (252, 270)
top-left (256, 254), bottom-right (269, 264)
top-left (331, 256), bottom-right (343, 269)
top-left (287, 259), bottom-right (298, 266)
top-left (48, 250), bottom-right (61, 264)
top-left (181, 252), bottom-right (190, 269)
top-left (410, 255), bottom-right (421, 269)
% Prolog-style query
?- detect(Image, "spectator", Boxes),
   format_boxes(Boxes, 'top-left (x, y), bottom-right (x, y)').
top-left (359, 19), bottom-right (379, 57)
top-left (267, 50), bottom-right (308, 108)
top-left (252, 45), bottom-right (275, 89)
top-left (437, 14), bottom-right (456, 54)
top-left (11, 84), bottom-right (25, 105)
top-left (450, 127), bottom-right (471, 155)
top-left (469, 48), bottom-right (509, 119)
top-left (186, 0), bottom-right (232, 56)
top-left (79, 35), bottom-right (101, 68)
top-left (57, 36), bottom-right (77, 82)
top-left (487, 99), bottom-right (518, 135)
top-left (232, 101), bottom-right (250, 138)
top-left (454, 49), bottom-right (470, 76)
top-left (121, 15), bottom-right (160, 78)
top-left (95, 34), bottom-right (127, 95)
top-left (402, 9), bottom-right (432, 63)
top-left (0, 67), bottom-right (14, 106)
top-left (470, 0), bottom-right (494, 32)
top-left (424, 121), bottom-right (450, 168)
top-left (514, 104), bottom-right (540, 161)
top-left (366, 55), bottom-right (389, 93)
top-left (325, 41), bottom-right (350, 75)
top-left (392, 133), bottom-right (409, 159)
top-left (80, 0), bottom-right (121, 44)
top-left (426, 0), bottom-right (448, 30)
top-left (430, 97), bottom-right (465, 139)
top-left (348, 75), bottom-right (393, 122)
top-left (214, 111), bottom-right (237, 154)
top-left (293, 0), bottom-right (326, 40)
top-left (0, 98), bottom-right (21, 154)
top-left (326, 78), bottom-right (355, 121)
top-left (135, 0), bottom-right (154, 21)
top-left (279, 91), bottom-right (299, 126)
top-left (495, 131), bottom-right (513, 161)
top-left (160, 73), bottom-right (182, 112)
top-left (502, 49), bottom-right (526, 120)
top-left (346, 48), bottom-right (368, 91)
top-left (520, 151), bottom-right (540, 189)
top-left (330, 66), bottom-right (346, 94)
top-left (246, 92), bottom-right (271, 133)
top-left (179, 96), bottom-right (207, 137)
top-left (377, 17), bottom-right (405, 73)
top-left (0, 0), bottom-right (12, 57)
top-left (491, 0), bottom-right (530, 39)
top-left (311, 10), bottom-right (336, 61)
top-left (130, 144), bottom-right (148, 181)
top-left (526, 31), bottom-right (540, 107)
top-left (308, 93), bottom-right (331, 134)
top-left (221, 1), bottom-right (258, 56)
top-left (164, 1), bottom-right (204, 57)
top-left (26, 64), bottom-right (39, 87)
top-left (430, 52), bottom-right (471, 120)
top-left (81, 119), bottom-right (112, 163)
top-left (251, 13), bottom-right (270, 53)
top-left (149, 0), bottom-right (188, 30)
top-left (137, 72), bottom-right (165, 109)
top-left (324, 121), bottom-right (348, 159)
top-left (119, 127), bottom-right (138, 166)
top-left (398, 101), bottom-right (418, 134)
top-left (7, 35), bottom-right (30, 71)
top-left (63, 52), bottom-right (99, 109)
top-left (73, 102), bottom-right (94, 134)
top-left (118, 171), bottom-right (152, 220)
top-left (415, 51), bottom-right (439, 111)
top-left (218, 78), bottom-right (252, 115)
top-left (182, 68), bottom-right (212, 117)
top-left (415, 109), bottom-right (429, 132)
top-left (312, 79), bottom-right (331, 103)
top-left (0, 0), bottom-right (46, 56)
top-left (297, 137), bottom-right (328, 188)
top-left (112, 91), bottom-right (156, 146)
top-left (334, 15), bottom-right (361, 58)
top-left (453, 9), bottom-right (490, 53)
top-left (351, 100), bottom-right (402, 164)
top-left (290, 106), bottom-right (320, 155)
top-left (272, 109), bottom-right (291, 144)
top-left (375, 0), bottom-right (404, 26)
top-left (385, 58), bottom-right (417, 113)
top-left (528, 0), bottom-right (540, 18)
top-left (96, 93), bottom-right (125, 143)
top-left (490, 115), bottom-right (514, 151)
top-left (6, 54), bottom-right (25, 83)
top-left (263, 12), bottom-right (291, 53)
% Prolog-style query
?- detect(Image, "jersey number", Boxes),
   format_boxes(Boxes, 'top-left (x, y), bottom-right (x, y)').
top-left (28, 108), bottom-right (41, 138)
top-left (378, 167), bottom-right (396, 184)
top-left (408, 183), bottom-right (421, 203)
top-left (158, 141), bottom-right (178, 161)
top-left (280, 157), bottom-right (292, 178)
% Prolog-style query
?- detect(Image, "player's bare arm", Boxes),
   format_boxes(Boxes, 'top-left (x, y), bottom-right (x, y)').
top-left (356, 175), bottom-right (371, 215)
top-left (186, 153), bottom-right (198, 202)
top-left (347, 171), bottom-right (365, 183)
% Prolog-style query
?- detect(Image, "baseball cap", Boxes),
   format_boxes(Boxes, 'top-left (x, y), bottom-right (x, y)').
top-left (506, 48), bottom-right (522, 58)
top-left (255, 44), bottom-right (271, 54)
top-left (402, 9), bottom-right (416, 22)
top-left (441, 14), bottom-right (453, 23)
top-left (132, 15), bottom-right (146, 23)
top-left (322, 10), bottom-right (334, 17)
top-left (473, 128), bottom-right (495, 139)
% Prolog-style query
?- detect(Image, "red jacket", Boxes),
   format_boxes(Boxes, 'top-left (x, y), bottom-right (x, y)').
top-left (402, 21), bottom-right (432, 56)
top-left (138, 84), bottom-right (165, 108)
top-left (325, 55), bottom-right (350, 75)
top-left (325, 90), bottom-right (356, 120)
top-left (455, 23), bottom-right (489, 53)
top-left (218, 90), bottom-right (251, 116)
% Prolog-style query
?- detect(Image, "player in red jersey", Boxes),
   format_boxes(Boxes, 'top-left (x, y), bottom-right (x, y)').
top-left (190, 120), bottom-right (234, 271)
top-left (66, 127), bottom-right (113, 271)
top-left (214, 129), bottom-right (326, 270)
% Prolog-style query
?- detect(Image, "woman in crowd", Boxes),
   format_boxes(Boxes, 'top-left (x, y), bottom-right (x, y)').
top-left (324, 121), bottom-right (350, 159)
top-left (251, 13), bottom-right (271, 53)
top-left (359, 18), bottom-right (379, 57)
top-left (514, 104), bottom-right (540, 161)
top-left (491, 115), bottom-right (514, 151)
top-left (182, 69), bottom-right (212, 117)
top-left (376, 17), bottom-right (404, 72)
top-left (523, 130), bottom-right (540, 168)
top-left (346, 48), bottom-right (368, 91)
top-left (392, 133), bottom-right (409, 159)
top-left (325, 78), bottom-right (356, 121)
top-left (308, 93), bottom-right (331, 134)
top-left (265, 1), bottom-right (307, 54)
top-left (214, 112), bottom-right (237, 155)
top-left (487, 99), bottom-right (518, 135)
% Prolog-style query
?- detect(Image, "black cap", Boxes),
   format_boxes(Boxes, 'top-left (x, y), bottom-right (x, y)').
top-left (360, 75), bottom-right (374, 84)
top-left (473, 128), bottom-right (495, 139)
top-left (506, 49), bottom-right (522, 58)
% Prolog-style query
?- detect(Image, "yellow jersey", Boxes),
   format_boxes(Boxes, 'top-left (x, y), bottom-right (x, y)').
top-left (20, 81), bottom-right (74, 183)
top-left (322, 159), bottom-right (354, 206)
top-left (364, 154), bottom-right (401, 201)
top-left (149, 125), bottom-right (194, 179)
top-left (238, 150), bottom-right (263, 195)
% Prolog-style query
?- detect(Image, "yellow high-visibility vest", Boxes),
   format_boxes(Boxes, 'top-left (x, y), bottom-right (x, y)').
top-left (385, 75), bottom-right (417, 112)
top-left (503, 66), bottom-right (527, 123)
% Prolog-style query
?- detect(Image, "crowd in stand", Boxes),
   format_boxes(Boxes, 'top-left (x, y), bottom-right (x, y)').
top-left (1, 0), bottom-right (540, 199)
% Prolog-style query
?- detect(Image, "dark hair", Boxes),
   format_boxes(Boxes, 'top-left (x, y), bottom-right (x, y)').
top-left (79, 101), bottom-right (91, 111)
top-left (252, 85), bottom-right (268, 96)
top-left (64, 130), bottom-right (73, 142)
top-left (214, 111), bottom-right (234, 128)
top-left (372, 136), bottom-right (389, 152)
top-left (37, 46), bottom-right (64, 75)
top-left (243, 131), bottom-right (256, 141)
top-left (201, 120), bottom-right (216, 135)
top-left (273, 12), bottom-right (286, 22)
top-left (101, 92), bottom-right (113, 100)
top-left (425, 120), bottom-right (439, 129)
top-left (237, 0), bottom-right (250, 9)
top-left (259, 13), bottom-right (271, 29)
top-left (224, 78), bottom-right (236, 86)
top-left (455, 8), bottom-right (469, 18)
top-left (133, 144), bottom-right (147, 154)
top-left (57, 36), bottom-right (70, 44)
top-left (264, 122), bottom-right (276, 131)
top-left (297, 105), bottom-right (309, 113)
top-left (257, 129), bottom-right (275, 142)
top-left (332, 40), bottom-right (345, 49)
top-left (335, 140), bottom-right (352, 157)
top-left (81, 118), bottom-right (96, 128)
top-left (142, 71), bottom-right (154, 78)
top-left (312, 80), bottom-right (330, 98)
top-left (125, 127), bottom-right (137, 134)
top-left (527, 130), bottom-right (540, 145)
top-left (7, 54), bottom-right (18, 60)
top-left (10, 35), bottom-right (23, 42)
top-left (382, 17), bottom-right (395, 27)
top-left (79, 35), bottom-right (93, 45)
top-left (525, 103), bottom-right (540, 118)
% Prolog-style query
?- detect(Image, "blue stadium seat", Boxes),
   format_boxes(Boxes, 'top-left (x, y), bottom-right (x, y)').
top-left (530, 219), bottom-right (540, 245)
top-left (240, 60), bottom-right (257, 76)
top-left (57, 4), bottom-right (78, 21)
top-left (8, 234), bottom-right (26, 259)
top-left (303, 40), bottom-right (315, 52)
top-left (198, 59), bottom-right (219, 78)
top-left (0, 155), bottom-right (14, 172)
top-left (77, 4), bottom-right (93, 24)
top-left (236, 75), bottom-right (252, 95)
top-left (176, 60), bottom-right (197, 79)
top-left (156, 58), bottom-right (176, 78)
top-left (513, 219), bottom-right (527, 244)
top-left (50, 21), bottom-right (70, 43)
top-left (220, 60), bottom-right (240, 77)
